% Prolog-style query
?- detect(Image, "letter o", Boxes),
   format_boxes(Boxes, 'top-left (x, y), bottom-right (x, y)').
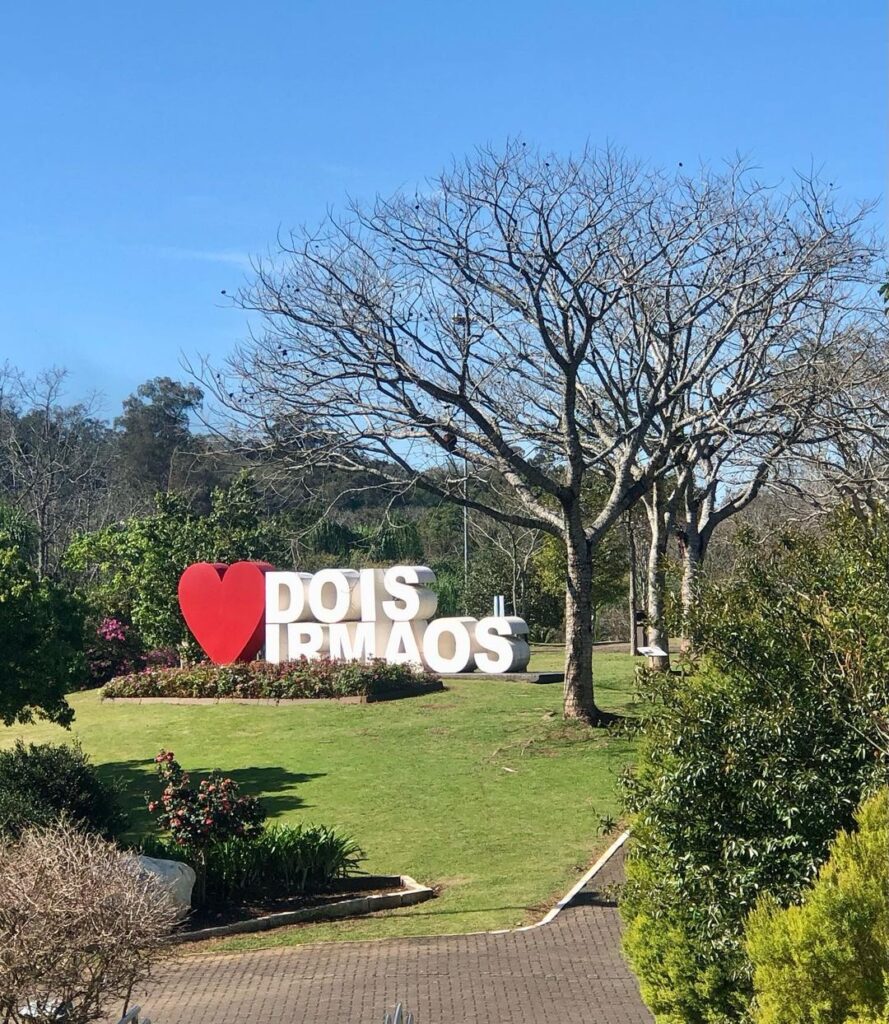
top-left (308, 569), bottom-right (359, 623)
top-left (422, 617), bottom-right (475, 674)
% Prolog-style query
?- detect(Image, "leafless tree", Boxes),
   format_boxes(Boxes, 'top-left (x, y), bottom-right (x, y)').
top-left (0, 824), bottom-right (177, 1024)
top-left (208, 143), bottom-right (879, 722)
top-left (767, 330), bottom-right (889, 519)
top-left (663, 322), bottom-right (889, 649)
top-left (0, 367), bottom-right (114, 576)
top-left (468, 513), bottom-right (543, 617)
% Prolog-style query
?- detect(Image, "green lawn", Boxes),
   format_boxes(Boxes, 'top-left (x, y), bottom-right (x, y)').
top-left (0, 648), bottom-right (638, 951)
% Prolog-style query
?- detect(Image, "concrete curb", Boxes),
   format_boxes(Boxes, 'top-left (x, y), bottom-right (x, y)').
top-left (170, 875), bottom-right (434, 944)
top-left (169, 834), bottom-right (631, 954)
top-left (493, 829), bottom-right (630, 934)
top-left (441, 671), bottom-right (564, 684)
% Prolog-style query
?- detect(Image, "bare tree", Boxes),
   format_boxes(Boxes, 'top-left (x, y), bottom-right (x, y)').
top-left (0, 824), bottom-right (177, 1024)
top-left (0, 367), bottom-right (114, 576)
top-left (766, 330), bottom-right (889, 520)
top-left (467, 507), bottom-right (543, 617)
top-left (667, 322), bottom-right (888, 643)
top-left (209, 143), bottom-right (879, 722)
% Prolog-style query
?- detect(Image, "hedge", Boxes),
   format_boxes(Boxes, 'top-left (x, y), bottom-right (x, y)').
top-left (102, 657), bottom-right (440, 700)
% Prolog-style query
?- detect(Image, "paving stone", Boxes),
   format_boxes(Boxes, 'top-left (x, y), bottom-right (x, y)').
top-left (139, 848), bottom-right (651, 1023)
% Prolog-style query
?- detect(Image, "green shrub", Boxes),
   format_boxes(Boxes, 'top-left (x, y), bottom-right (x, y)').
top-left (0, 537), bottom-right (86, 726)
top-left (745, 788), bottom-right (889, 1024)
top-left (147, 750), bottom-right (266, 849)
top-left (0, 741), bottom-right (127, 839)
top-left (142, 823), bottom-right (363, 909)
top-left (102, 658), bottom-right (439, 701)
top-left (621, 512), bottom-right (889, 1023)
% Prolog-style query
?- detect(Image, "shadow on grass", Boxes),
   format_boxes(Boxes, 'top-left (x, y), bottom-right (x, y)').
top-left (97, 759), bottom-right (325, 837)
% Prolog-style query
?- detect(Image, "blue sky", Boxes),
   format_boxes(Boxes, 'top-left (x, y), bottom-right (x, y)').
top-left (1, 0), bottom-right (885, 416)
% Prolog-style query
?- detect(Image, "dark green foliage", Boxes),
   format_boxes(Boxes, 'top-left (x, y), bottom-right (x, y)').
top-left (430, 559), bottom-right (464, 617)
top-left (621, 511), bottom-right (889, 1024)
top-left (355, 517), bottom-right (423, 563)
top-left (143, 824), bottom-right (363, 909)
top-left (0, 788), bottom-right (49, 837)
top-left (745, 787), bottom-right (889, 1024)
top-left (81, 616), bottom-right (144, 687)
top-left (416, 504), bottom-right (464, 562)
top-left (0, 533), bottom-right (86, 726)
top-left (303, 512), bottom-right (424, 566)
top-left (102, 658), bottom-right (440, 700)
top-left (115, 376), bottom-right (207, 501)
top-left (0, 503), bottom-right (37, 562)
top-left (0, 740), bottom-right (127, 839)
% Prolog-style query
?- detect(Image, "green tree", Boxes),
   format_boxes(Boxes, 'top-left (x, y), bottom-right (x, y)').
top-left (745, 788), bottom-right (889, 1024)
top-left (0, 529), bottom-right (85, 726)
top-left (66, 474), bottom-right (299, 651)
top-left (621, 511), bottom-right (889, 1023)
top-left (115, 377), bottom-right (206, 502)
top-left (533, 530), bottom-right (625, 633)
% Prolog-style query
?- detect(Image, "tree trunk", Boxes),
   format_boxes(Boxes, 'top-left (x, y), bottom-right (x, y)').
top-left (35, 506), bottom-right (48, 578)
top-left (645, 491), bottom-right (671, 672)
top-left (679, 526), bottom-right (706, 651)
top-left (563, 520), bottom-right (599, 723)
top-left (627, 518), bottom-right (639, 656)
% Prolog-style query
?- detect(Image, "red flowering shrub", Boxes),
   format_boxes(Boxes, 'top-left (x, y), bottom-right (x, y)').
top-left (147, 751), bottom-right (265, 850)
top-left (147, 750), bottom-right (265, 904)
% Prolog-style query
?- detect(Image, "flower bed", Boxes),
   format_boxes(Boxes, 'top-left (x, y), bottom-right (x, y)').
top-left (102, 658), bottom-right (441, 701)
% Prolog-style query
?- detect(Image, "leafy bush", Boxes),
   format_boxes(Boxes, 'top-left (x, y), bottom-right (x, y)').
top-left (621, 512), bottom-right (889, 1023)
top-left (0, 741), bottom-right (127, 839)
top-left (103, 657), bottom-right (440, 700)
top-left (142, 646), bottom-right (179, 668)
top-left (143, 823), bottom-right (363, 909)
top-left (142, 751), bottom-right (362, 911)
top-left (0, 537), bottom-right (86, 726)
top-left (745, 787), bottom-right (889, 1024)
top-left (65, 474), bottom-right (310, 651)
top-left (148, 750), bottom-right (266, 849)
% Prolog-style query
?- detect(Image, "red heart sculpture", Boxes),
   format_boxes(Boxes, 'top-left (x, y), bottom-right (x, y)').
top-left (178, 561), bottom-right (273, 664)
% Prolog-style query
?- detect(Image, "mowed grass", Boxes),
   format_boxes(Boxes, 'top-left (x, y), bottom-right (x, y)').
top-left (0, 648), bottom-right (638, 950)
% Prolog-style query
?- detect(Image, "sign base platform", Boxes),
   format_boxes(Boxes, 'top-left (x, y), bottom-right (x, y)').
top-left (442, 670), bottom-right (564, 684)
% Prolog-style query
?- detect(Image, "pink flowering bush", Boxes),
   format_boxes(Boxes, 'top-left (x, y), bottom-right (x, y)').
top-left (147, 750), bottom-right (265, 903)
top-left (83, 616), bottom-right (143, 687)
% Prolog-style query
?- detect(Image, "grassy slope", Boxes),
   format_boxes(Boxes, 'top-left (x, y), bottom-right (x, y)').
top-left (0, 648), bottom-right (637, 950)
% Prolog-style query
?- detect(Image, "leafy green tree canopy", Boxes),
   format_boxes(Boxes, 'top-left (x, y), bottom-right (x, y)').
top-left (66, 473), bottom-right (300, 651)
top-left (115, 377), bottom-right (204, 500)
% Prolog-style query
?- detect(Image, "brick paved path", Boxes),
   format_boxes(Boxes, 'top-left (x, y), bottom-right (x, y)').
top-left (142, 848), bottom-right (651, 1024)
